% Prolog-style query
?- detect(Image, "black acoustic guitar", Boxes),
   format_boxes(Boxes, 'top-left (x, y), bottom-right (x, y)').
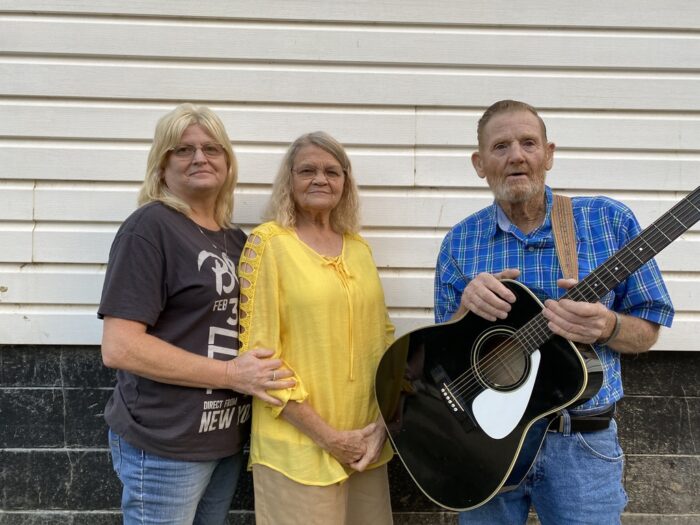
top-left (375, 185), bottom-right (699, 511)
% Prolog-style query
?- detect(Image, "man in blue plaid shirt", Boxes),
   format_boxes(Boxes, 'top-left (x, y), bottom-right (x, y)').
top-left (435, 100), bottom-right (674, 524)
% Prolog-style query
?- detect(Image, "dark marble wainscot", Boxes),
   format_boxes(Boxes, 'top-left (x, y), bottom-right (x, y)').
top-left (2, 345), bottom-right (698, 524)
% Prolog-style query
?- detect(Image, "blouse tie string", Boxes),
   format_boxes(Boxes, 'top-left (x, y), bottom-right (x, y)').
top-left (323, 257), bottom-right (355, 380)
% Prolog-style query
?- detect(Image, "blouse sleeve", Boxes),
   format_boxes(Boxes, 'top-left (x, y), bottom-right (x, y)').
top-left (238, 226), bottom-right (309, 416)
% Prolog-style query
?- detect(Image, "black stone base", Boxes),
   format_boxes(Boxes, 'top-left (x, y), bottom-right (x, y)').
top-left (1, 346), bottom-right (697, 522)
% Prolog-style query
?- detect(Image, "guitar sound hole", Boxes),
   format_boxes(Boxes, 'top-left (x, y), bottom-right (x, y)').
top-left (474, 328), bottom-right (529, 391)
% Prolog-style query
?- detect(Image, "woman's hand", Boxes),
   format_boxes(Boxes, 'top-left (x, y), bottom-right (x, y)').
top-left (349, 419), bottom-right (387, 472)
top-left (224, 348), bottom-right (295, 406)
top-left (281, 402), bottom-right (387, 468)
top-left (321, 427), bottom-right (370, 466)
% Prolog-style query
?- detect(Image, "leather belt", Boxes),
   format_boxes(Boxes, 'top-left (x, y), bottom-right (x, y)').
top-left (549, 404), bottom-right (616, 433)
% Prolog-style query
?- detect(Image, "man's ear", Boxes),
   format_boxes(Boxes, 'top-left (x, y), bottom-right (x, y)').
top-left (471, 151), bottom-right (486, 179)
top-left (545, 142), bottom-right (556, 171)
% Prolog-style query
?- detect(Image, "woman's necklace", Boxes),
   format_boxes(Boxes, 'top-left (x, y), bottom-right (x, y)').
top-left (195, 224), bottom-right (228, 254)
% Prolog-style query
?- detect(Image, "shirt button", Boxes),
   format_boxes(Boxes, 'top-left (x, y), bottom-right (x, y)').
top-left (527, 246), bottom-right (535, 252)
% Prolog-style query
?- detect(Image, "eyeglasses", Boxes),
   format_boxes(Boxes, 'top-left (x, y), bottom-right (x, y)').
top-left (292, 165), bottom-right (345, 180)
top-left (169, 143), bottom-right (226, 159)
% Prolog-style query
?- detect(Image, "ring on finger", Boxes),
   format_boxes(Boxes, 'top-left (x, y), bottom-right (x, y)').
top-left (272, 371), bottom-right (276, 381)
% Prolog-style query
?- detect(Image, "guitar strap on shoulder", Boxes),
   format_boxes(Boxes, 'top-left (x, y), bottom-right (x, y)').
top-left (551, 194), bottom-right (578, 281)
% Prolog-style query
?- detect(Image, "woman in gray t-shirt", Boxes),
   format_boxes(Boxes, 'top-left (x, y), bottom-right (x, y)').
top-left (98, 103), bottom-right (294, 525)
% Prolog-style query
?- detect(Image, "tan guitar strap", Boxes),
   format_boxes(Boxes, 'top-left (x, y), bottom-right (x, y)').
top-left (551, 194), bottom-right (578, 281)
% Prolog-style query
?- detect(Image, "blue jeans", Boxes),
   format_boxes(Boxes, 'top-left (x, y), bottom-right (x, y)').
top-left (459, 418), bottom-right (628, 525)
top-left (109, 428), bottom-right (243, 525)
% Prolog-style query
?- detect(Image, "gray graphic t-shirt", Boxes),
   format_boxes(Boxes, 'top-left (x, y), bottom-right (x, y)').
top-left (99, 201), bottom-right (250, 460)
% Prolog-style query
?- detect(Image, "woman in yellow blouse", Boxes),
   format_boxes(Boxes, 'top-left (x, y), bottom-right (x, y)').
top-left (238, 131), bottom-right (395, 525)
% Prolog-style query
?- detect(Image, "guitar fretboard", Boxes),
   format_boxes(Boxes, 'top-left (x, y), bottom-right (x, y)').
top-left (515, 186), bottom-right (700, 352)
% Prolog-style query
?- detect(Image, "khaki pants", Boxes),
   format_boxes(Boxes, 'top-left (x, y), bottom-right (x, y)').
top-left (252, 463), bottom-right (393, 525)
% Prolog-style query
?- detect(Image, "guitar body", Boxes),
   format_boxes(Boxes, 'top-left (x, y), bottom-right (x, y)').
top-left (375, 280), bottom-right (603, 511)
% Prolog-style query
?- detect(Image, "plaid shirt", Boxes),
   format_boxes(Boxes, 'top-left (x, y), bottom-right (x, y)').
top-left (434, 186), bottom-right (674, 411)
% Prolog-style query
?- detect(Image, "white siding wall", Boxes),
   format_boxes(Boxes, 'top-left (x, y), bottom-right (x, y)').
top-left (0, 1), bottom-right (698, 349)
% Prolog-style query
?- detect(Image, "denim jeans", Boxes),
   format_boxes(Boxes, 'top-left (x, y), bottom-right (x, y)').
top-left (109, 428), bottom-right (243, 525)
top-left (459, 418), bottom-right (627, 525)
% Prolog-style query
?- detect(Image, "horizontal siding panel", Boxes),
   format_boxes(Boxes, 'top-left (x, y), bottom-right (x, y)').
top-left (0, 266), bottom-right (435, 307)
top-left (0, 264), bottom-right (104, 304)
top-left (364, 234), bottom-right (444, 269)
top-left (653, 319), bottom-right (700, 351)
top-left (0, 307), bottom-right (101, 345)
top-left (30, 187), bottom-right (700, 232)
top-left (2, 1), bottom-right (700, 29)
top-left (664, 279), bottom-right (700, 313)
top-left (0, 224), bottom-right (33, 262)
top-left (417, 153), bottom-right (700, 192)
top-left (390, 312), bottom-right (442, 338)
top-left (416, 112), bottom-right (700, 150)
top-left (0, 145), bottom-right (414, 186)
top-left (0, 144), bottom-right (149, 182)
top-left (363, 193), bottom-right (700, 231)
top-left (0, 103), bottom-right (416, 145)
top-left (31, 187), bottom-right (491, 227)
top-left (4, 143), bottom-right (696, 193)
top-left (654, 239), bottom-right (700, 272)
top-left (547, 158), bottom-right (700, 192)
top-left (415, 149), bottom-right (700, 194)
top-left (629, 198), bottom-right (700, 230)
top-left (5, 20), bottom-right (700, 70)
top-left (7, 105), bottom-right (700, 153)
top-left (377, 272), bottom-right (436, 308)
top-left (3, 63), bottom-right (700, 110)
top-left (32, 225), bottom-right (115, 264)
top-left (10, 226), bottom-right (698, 274)
top-left (17, 227), bottom-right (447, 268)
top-left (22, 225), bottom-right (442, 268)
top-left (0, 183), bottom-right (34, 220)
top-left (34, 184), bottom-right (138, 223)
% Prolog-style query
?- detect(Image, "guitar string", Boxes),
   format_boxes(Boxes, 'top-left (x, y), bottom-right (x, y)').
top-left (444, 194), bottom-right (700, 400)
top-left (447, 197), bottom-right (699, 399)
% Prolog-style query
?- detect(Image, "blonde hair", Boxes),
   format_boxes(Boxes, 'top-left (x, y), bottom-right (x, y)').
top-left (264, 131), bottom-right (360, 233)
top-left (138, 103), bottom-right (238, 228)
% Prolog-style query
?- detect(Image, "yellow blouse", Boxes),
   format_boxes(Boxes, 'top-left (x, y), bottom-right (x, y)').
top-left (238, 221), bottom-right (395, 486)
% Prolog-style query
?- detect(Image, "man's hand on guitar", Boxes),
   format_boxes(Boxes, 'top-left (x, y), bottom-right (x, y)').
top-left (455, 268), bottom-right (521, 321)
top-left (542, 278), bottom-right (616, 344)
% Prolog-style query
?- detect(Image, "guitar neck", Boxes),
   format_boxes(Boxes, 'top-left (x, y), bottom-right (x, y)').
top-left (517, 186), bottom-right (700, 352)
top-left (565, 186), bottom-right (700, 303)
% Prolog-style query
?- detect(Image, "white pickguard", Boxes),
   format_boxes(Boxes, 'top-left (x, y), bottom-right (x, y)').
top-left (471, 350), bottom-right (541, 440)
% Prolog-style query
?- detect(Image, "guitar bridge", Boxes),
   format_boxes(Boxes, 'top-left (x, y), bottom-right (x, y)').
top-left (440, 383), bottom-right (466, 413)
top-left (430, 364), bottom-right (471, 423)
